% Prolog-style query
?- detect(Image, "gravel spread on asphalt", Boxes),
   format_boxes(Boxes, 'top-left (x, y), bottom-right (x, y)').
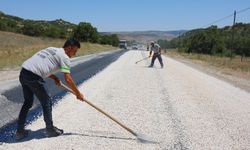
top-left (1, 50), bottom-right (250, 149)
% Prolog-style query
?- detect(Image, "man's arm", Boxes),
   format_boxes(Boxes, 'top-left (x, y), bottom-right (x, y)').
top-left (49, 74), bottom-right (61, 85)
top-left (149, 50), bottom-right (152, 57)
top-left (64, 73), bottom-right (84, 101)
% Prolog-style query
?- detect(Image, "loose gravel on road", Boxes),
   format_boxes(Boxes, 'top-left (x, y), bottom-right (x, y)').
top-left (1, 50), bottom-right (250, 150)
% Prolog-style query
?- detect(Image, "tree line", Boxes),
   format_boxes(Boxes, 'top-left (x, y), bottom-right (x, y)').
top-left (0, 11), bottom-right (119, 46)
top-left (158, 23), bottom-right (250, 57)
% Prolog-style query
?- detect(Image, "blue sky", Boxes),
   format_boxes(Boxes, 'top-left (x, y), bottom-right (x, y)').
top-left (0, 0), bottom-right (249, 32)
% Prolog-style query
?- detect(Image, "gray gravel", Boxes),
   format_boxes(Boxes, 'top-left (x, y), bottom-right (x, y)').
top-left (0, 49), bottom-right (124, 129)
top-left (1, 50), bottom-right (250, 150)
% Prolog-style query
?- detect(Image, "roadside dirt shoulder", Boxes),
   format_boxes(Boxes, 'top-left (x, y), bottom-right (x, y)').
top-left (0, 68), bottom-right (20, 82)
top-left (166, 54), bottom-right (250, 93)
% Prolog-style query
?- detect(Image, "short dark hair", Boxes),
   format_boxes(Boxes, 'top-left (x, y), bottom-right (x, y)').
top-left (63, 38), bottom-right (80, 48)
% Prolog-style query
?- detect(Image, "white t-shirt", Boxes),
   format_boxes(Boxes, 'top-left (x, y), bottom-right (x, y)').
top-left (22, 47), bottom-right (71, 78)
top-left (151, 44), bottom-right (161, 53)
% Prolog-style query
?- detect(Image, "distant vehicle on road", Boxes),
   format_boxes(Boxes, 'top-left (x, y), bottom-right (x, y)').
top-left (119, 40), bottom-right (127, 49)
top-left (132, 43), bottom-right (138, 50)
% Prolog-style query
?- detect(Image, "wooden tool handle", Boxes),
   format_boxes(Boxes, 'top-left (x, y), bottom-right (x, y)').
top-left (59, 83), bottom-right (137, 136)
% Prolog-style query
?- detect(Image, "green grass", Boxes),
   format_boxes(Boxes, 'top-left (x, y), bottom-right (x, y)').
top-left (0, 31), bottom-right (116, 70)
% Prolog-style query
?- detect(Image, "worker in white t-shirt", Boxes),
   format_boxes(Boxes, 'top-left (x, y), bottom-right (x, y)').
top-left (16, 38), bottom-right (84, 140)
top-left (148, 41), bottom-right (164, 68)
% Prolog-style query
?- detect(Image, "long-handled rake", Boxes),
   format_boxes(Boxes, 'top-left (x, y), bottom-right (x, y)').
top-left (135, 56), bottom-right (150, 64)
top-left (59, 83), bottom-right (156, 143)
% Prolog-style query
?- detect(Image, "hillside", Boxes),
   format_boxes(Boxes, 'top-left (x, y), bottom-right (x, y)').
top-left (0, 31), bottom-right (115, 70)
top-left (102, 30), bottom-right (187, 43)
top-left (1, 11), bottom-right (188, 44)
top-left (175, 23), bottom-right (250, 56)
top-left (0, 11), bottom-right (76, 38)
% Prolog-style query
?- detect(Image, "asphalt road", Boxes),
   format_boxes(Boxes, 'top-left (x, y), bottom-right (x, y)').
top-left (0, 49), bottom-right (127, 136)
top-left (1, 49), bottom-right (250, 149)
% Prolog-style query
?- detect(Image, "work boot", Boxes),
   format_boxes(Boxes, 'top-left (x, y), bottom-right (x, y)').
top-left (15, 129), bottom-right (30, 141)
top-left (45, 126), bottom-right (63, 138)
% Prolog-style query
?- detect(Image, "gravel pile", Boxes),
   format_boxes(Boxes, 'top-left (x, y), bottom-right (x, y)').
top-left (1, 50), bottom-right (250, 149)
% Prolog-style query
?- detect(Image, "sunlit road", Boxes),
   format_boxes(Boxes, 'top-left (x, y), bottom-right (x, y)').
top-left (1, 50), bottom-right (250, 149)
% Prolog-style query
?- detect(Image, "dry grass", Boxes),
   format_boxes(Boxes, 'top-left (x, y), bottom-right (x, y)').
top-left (164, 49), bottom-right (250, 79)
top-left (0, 31), bottom-right (116, 70)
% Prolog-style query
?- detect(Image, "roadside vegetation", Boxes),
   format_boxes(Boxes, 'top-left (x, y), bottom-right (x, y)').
top-left (0, 11), bottom-right (119, 70)
top-left (164, 49), bottom-right (250, 79)
top-left (0, 12), bottom-right (119, 47)
top-left (159, 23), bottom-right (250, 79)
top-left (159, 23), bottom-right (250, 58)
top-left (0, 31), bottom-right (115, 70)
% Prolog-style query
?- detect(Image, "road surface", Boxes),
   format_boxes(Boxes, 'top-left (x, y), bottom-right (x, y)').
top-left (0, 50), bottom-right (126, 129)
top-left (1, 50), bottom-right (250, 149)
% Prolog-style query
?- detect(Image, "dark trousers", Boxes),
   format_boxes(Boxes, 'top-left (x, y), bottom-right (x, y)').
top-left (17, 68), bottom-right (53, 131)
top-left (150, 53), bottom-right (163, 67)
